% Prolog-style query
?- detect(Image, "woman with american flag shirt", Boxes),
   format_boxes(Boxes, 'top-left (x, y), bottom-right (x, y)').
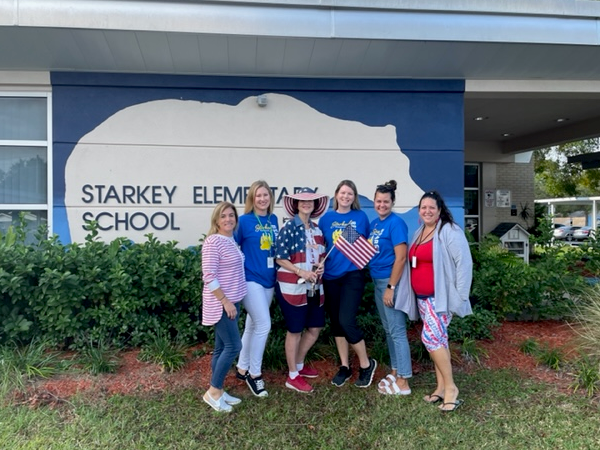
top-left (274, 187), bottom-right (328, 393)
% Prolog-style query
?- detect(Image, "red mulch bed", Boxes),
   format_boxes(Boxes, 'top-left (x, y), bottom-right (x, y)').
top-left (16, 320), bottom-right (581, 406)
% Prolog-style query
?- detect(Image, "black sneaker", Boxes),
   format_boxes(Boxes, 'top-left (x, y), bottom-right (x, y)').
top-left (246, 375), bottom-right (268, 397)
top-left (354, 358), bottom-right (377, 388)
top-left (236, 370), bottom-right (248, 381)
top-left (331, 366), bottom-right (352, 387)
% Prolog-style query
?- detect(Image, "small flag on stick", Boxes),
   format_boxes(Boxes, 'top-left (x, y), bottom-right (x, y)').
top-left (334, 225), bottom-right (376, 269)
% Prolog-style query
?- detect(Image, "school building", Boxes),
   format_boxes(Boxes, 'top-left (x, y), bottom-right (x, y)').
top-left (2, 0), bottom-right (600, 245)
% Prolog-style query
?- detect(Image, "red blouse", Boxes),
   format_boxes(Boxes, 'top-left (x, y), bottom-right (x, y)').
top-left (409, 239), bottom-right (434, 297)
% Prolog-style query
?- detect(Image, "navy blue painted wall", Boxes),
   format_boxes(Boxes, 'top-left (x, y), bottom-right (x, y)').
top-left (51, 72), bottom-right (464, 243)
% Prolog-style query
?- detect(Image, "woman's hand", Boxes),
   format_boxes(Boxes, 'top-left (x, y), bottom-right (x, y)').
top-left (383, 288), bottom-right (394, 308)
top-left (299, 269), bottom-right (319, 284)
top-left (222, 299), bottom-right (237, 319)
top-left (314, 264), bottom-right (325, 277)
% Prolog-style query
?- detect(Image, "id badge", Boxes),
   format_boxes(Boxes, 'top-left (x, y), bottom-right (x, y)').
top-left (267, 257), bottom-right (274, 269)
top-left (411, 256), bottom-right (417, 268)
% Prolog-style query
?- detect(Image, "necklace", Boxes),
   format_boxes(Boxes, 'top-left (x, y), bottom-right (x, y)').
top-left (417, 226), bottom-right (435, 245)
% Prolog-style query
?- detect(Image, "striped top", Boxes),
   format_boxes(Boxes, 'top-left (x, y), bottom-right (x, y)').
top-left (201, 234), bottom-right (247, 326)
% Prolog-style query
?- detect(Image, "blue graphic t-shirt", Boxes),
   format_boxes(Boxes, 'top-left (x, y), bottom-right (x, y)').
top-left (319, 209), bottom-right (369, 280)
top-left (235, 212), bottom-right (279, 288)
top-left (368, 213), bottom-right (408, 279)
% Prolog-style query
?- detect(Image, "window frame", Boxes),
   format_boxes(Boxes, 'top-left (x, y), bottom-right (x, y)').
top-left (0, 91), bottom-right (53, 234)
top-left (464, 162), bottom-right (480, 241)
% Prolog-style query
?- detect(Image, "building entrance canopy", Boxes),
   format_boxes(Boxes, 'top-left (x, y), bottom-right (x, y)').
top-left (3, 1), bottom-right (600, 152)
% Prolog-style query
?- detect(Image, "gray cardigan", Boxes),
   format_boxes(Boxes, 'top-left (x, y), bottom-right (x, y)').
top-left (405, 220), bottom-right (473, 318)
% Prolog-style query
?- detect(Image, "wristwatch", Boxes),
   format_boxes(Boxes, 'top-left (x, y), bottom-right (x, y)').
top-left (386, 284), bottom-right (396, 290)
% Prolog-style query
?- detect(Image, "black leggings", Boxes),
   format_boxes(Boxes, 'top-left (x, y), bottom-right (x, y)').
top-left (323, 270), bottom-right (366, 345)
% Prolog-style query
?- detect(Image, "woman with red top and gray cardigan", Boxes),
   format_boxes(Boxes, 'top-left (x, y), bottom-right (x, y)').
top-left (409, 191), bottom-right (472, 413)
top-left (274, 187), bottom-right (328, 393)
top-left (201, 201), bottom-right (247, 413)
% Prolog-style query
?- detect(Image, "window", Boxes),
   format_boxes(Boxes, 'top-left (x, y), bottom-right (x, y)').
top-left (0, 94), bottom-right (51, 243)
top-left (464, 163), bottom-right (480, 241)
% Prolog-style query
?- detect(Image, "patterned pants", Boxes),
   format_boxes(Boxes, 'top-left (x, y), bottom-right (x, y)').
top-left (417, 296), bottom-right (452, 352)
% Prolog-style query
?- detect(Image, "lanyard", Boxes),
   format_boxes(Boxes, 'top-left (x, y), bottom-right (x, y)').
top-left (413, 226), bottom-right (435, 256)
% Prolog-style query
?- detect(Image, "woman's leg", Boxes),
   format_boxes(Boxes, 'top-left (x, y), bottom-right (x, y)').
top-left (208, 304), bottom-right (242, 398)
top-left (238, 281), bottom-right (273, 377)
top-left (338, 271), bottom-right (369, 368)
top-left (385, 306), bottom-right (412, 391)
top-left (418, 296), bottom-right (456, 405)
top-left (324, 278), bottom-right (349, 367)
top-left (374, 278), bottom-right (397, 370)
top-left (296, 327), bottom-right (321, 364)
top-left (428, 347), bottom-right (459, 409)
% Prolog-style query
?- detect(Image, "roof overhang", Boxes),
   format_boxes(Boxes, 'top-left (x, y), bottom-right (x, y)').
top-left (3, 0), bottom-right (600, 153)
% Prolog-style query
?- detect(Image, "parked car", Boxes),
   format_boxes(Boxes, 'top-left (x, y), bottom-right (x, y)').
top-left (572, 226), bottom-right (596, 241)
top-left (553, 225), bottom-right (581, 241)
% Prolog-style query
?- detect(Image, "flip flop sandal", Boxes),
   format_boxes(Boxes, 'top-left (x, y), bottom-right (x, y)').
top-left (440, 399), bottom-right (464, 412)
top-left (424, 394), bottom-right (444, 404)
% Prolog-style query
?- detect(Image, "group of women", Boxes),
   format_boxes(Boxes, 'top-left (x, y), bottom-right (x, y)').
top-left (201, 179), bottom-right (472, 413)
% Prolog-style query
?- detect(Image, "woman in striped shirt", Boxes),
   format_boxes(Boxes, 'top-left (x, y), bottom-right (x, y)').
top-left (202, 201), bottom-right (247, 413)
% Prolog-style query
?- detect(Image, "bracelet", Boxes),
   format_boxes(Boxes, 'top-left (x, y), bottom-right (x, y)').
top-left (295, 267), bottom-right (301, 275)
top-left (218, 295), bottom-right (226, 302)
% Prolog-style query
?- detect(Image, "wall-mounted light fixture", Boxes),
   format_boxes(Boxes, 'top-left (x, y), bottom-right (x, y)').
top-left (473, 116), bottom-right (489, 121)
top-left (257, 94), bottom-right (268, 107)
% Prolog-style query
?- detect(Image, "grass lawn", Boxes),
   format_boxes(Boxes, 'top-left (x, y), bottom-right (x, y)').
top-left (1, 369), bottom-right (599, 450)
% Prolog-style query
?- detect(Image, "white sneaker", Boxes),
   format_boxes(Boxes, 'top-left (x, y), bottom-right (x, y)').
top-left (203, 391), bottom-right (233, 412)
top-left (222, 391), bottom-right (242, 405)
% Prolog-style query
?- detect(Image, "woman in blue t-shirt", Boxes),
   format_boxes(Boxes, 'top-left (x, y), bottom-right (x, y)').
top-left (319, 180), bottom-right (377, 388)
top-left (235, 180), bottom-right (279, 397)
top-left (368, 180), bottom-right (417, 396)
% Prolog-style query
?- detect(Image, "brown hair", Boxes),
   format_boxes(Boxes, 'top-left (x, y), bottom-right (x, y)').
top-left (332, 179), bottom-right (361, 211)
top-left (374, 180), bottom-right (397, 203)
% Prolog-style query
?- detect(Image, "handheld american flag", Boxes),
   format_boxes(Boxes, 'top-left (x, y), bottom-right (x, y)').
top-left (334, 225), bottom-right (376, 270)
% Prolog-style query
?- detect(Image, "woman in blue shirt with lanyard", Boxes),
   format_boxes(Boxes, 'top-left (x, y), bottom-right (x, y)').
top-left (368, 180), bottom-right (417, 396)
top-left (235, 180), bottom-right (279, 397)
top-left (319, 180), bottom-right (377, 388)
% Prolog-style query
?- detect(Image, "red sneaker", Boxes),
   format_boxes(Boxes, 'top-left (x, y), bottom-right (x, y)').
top-left (285, 376), bottom-right (314, 393)
top-left (298, 366), bottom-right (318, 378)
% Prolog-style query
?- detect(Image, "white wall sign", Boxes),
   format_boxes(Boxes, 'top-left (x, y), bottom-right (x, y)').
top-left (496, 189), bottom-right (511, 208)
top-left (65, 94), bottom-right (423, 246)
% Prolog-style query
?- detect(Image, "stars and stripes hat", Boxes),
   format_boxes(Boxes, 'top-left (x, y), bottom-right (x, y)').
top-left (283, 187), bottom-right (329, 219)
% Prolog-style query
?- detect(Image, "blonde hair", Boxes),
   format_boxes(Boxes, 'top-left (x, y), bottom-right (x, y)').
top-left (332, 179), bottom-right (361, 211)
top-left (207, 202), bottom-right (238, 236)
top-left (244, 180), bottom-right (275, 215)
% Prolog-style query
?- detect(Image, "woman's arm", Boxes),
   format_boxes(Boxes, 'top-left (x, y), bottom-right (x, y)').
top-left (384, 243), bottom-right (407, 307)
top-left (446, 225), bottom-right (473, 301)
top-left (202, 237), bottom-right (238, 319)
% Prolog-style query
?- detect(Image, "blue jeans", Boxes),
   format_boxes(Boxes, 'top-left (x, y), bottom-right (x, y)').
top-left (374, 278), bottom-right (412, 378)
top-left (210, 303), bottom-right (242, 389)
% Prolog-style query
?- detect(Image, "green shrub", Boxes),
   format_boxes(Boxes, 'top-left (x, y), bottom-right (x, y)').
top-left (518, 337), bottom-right (539, 355)
top-left (536, 344), bottom-right (564, 370)
top-left (138, 330), bottom-right (188, 373)
top-left (460, 336), bottom-right (488, 365)
top-left (0, 338), bottom-right (61, 393)
top-left (569, 353), bottom-right (600, 398)
top-left (75, 338), bottom-right (120, 375)
top-left (0, 220), bottom-right (204, 348)
top-left (449, 306), bottom-right (500, 341)
top-left (471, 235), bottom-right (585, 320)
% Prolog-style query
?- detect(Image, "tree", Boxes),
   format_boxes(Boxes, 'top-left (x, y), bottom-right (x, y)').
top-left (534, 138), bottom-right (600, 198)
